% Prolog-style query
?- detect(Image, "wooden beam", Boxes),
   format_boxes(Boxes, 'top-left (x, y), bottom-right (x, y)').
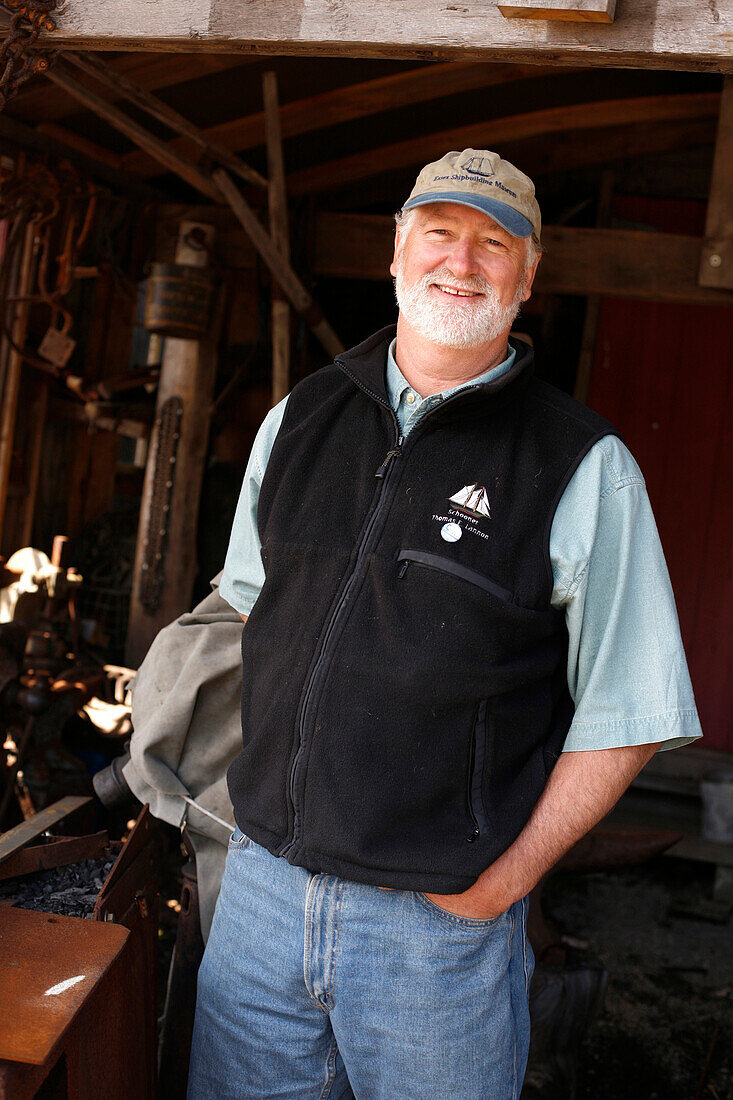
top-left (0, 112), bottom-right (160, 198)
top-left (214, 168), bottom-right (343, 358)
top-left (121, 61), bottom-right (559, 179)
top-left (496, 117), bottom-right (717, 180)
top-left (498, 1), bottom-right (616, 23)
top-left (287, 92), bottom-right (720, 195)
top-left (35, 120), bottom-right (124, 170)
top-left (11, 53), bottom-right (252, 124)
top-left (152, 113), bottom-right (716, 271)
top-left (45, 62), bottom-right (223, 201)
top-left (42, 62), bottom-right (344, 359)
top-left (699, 76), bottom-right (733, 290)
top-left (312, 212), bottom-right (733, 305)
top-left (63, 52), bottom-right (267, 189)
top-left (126, 222), bottom-right (221, 665)
top-left (0, 223), bottom-right (36, 547)
top-left (263, 71), bottom-right (291, 407)
top-left (26, 1), bottom-right (732, 73)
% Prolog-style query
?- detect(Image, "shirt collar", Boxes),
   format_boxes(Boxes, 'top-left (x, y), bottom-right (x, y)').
top-left (386, 338), bottom-right (517, 411)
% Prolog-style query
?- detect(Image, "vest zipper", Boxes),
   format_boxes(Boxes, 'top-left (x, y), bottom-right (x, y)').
top-left (279, 356), bottom-right (514, 860)
top-left (280, 377), bottom-right (403, 859)
top-left (467, 701), bottom-right (490, 843)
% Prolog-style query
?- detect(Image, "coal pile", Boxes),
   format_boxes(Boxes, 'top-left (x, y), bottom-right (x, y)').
top-left (0, 855), bottom-right (116, 918)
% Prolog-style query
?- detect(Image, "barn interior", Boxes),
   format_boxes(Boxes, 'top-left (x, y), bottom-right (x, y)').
top-left (0, 14), bottom-right (731, 1096)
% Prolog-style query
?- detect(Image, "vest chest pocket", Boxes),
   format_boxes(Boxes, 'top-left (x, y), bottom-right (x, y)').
top-left (396, 549), bottom-right (513, 603)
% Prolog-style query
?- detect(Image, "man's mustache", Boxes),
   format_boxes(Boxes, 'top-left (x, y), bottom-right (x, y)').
top-left (422, 268), bottom-right (495, 296)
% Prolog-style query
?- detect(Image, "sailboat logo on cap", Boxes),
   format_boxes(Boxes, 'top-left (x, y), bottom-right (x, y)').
top-left (461, 155), bottom-right (495, 179)
top-left (448, 484), bottom-right (491, 519)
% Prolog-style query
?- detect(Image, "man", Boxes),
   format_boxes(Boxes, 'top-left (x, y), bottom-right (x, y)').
top-left (188, 149), bottom-right (701, 1099)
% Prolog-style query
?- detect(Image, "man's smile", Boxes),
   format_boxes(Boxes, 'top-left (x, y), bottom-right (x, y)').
top-left (432, 283), bottom-right (484, 298)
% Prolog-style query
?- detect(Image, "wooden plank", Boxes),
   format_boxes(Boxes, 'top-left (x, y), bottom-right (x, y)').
top-left (12, 52), bottom-right (252, 124)
top-left (0, 797), bottom-right (93, 864)
top-left (312, 212), bottom-right (733, 305)
top-left (35, 121), bottom-right (123, 170)
top-left (498, 0), bottom-right (616, 23)
top-left (40, 62), bottom-right (343, 360)
top-left (0, 222), bottom-right (35, 547)
top-left (20, 379), bottom-right (47, 546)
top-left (699, 76), bottom-right (733, 289)
top-left (44, 62), bottom-right (223, 201)
top-left (64, 52), bottom-right (267, 189)
top-left (538, 225), bottom-right (733, 302)
top-left (0, 113), bottom-right (161, 199)
top-left (287, 92), bottom-right (720, 195)
top-left (126, 222), bottom-right (221, 665)
top-left (26, 0), bottom-right (732, 73)
top-left (263, 71), bottom-right (291, 407)
top-left (213, 168), bottom-right (344, 358)
top-left (0, 831), bottom-right (108, 881)
top-left (121, 61), bottom-right (559, 179)
top-left (497, 116), bottom-right (717, 180)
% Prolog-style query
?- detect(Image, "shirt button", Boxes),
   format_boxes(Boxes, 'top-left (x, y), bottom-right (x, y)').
top-left (406, 392), bottom-right (416, 404)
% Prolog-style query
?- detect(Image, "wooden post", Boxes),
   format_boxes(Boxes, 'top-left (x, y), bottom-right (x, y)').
top-left (0, 222), bottom-right (36, 548)
top-left (20, 380), bottom-right (48, 546)
top-left (263, 71), bottom-right (291, 408)
top-left (699, 77), bottom-right (733, 291)
top-left (125, 221), bottom-right (220, 667)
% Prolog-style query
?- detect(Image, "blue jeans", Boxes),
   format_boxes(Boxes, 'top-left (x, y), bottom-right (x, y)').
top-left (188, 829), bottom-right (533, 1099)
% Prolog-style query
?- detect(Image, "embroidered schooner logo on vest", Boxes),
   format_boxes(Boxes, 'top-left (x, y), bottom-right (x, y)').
top-left (448, 484), bottom-right (491, 519)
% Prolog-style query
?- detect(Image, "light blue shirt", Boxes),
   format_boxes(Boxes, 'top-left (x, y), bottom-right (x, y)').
top-left (221, 341), bottom-right (702, 755)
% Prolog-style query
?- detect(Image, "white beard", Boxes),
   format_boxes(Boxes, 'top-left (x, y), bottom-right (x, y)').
top-left (394, 257), bottom-right (525, 350)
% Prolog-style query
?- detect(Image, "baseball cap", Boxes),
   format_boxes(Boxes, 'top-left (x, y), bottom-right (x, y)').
top-left (402, 149), bottom-right (541, 241)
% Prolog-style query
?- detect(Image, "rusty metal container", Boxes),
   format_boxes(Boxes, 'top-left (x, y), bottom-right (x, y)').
top-left (0, 804), bottom-right (160, 1099)
top-left (144, 262), bottom-right (216, 339)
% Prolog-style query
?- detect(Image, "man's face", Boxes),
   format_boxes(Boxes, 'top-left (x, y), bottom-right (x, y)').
top-left (390, 203), bottom-right (539, 351)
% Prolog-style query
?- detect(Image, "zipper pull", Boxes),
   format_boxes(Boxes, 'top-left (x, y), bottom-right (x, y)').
top-left (398, 560), bottom-right (410, 579)
top-left (375, 438), bottom-right (403, 479)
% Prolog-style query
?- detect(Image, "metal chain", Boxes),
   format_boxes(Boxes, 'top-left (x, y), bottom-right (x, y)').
top-left (0, 0), bottom-right (58, 112)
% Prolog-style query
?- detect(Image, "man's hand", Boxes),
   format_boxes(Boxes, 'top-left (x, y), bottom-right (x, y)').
top-left (424, 741), bottom-right (660, 920)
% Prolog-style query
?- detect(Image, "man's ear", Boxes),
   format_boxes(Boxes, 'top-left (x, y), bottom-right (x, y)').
top-left (521, 254), bottom-right (540, 303)
top-left (389, 228), bottom-right (402, 279)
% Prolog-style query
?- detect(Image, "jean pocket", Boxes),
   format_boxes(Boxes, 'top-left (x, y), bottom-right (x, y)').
top-left (416, 892), bottom-right (504, 928)
top-left (229, 826), bottom-right (251, 849)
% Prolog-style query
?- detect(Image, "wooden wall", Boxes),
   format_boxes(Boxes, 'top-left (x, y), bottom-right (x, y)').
top-left (588, 196), bottom-right (733, 753)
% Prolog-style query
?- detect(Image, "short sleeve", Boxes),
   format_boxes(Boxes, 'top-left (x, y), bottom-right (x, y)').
top-left (550, 436), bottom-right (702, 754)
top-left (218, 396), bottom-right (289, 616)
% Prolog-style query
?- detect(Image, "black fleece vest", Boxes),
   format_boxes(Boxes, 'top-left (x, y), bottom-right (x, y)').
top-left (227, 326), bottom-right (617, 893)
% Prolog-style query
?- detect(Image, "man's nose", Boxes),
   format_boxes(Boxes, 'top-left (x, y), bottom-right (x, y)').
top-left (446, 238), bottom-right (480, 278)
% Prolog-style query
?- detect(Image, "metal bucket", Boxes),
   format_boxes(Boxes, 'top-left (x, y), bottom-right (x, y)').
top-left (144, 262), bottom-right (217, 339)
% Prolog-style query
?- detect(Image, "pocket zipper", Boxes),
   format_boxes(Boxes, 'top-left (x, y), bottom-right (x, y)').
top-left (396, 550), bottom-right (513, 603)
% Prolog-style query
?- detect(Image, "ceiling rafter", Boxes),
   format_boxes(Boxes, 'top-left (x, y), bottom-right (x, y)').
top-left (286, 92), bottom-right (720, 195)
top-left (120, 61), bottom-right (561, 178)
top-left (11, 53), bottom-right (254, 123)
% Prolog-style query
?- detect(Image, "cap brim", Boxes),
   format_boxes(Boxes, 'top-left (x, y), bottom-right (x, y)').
top-left (402, 192), bottom-right (534, 239)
